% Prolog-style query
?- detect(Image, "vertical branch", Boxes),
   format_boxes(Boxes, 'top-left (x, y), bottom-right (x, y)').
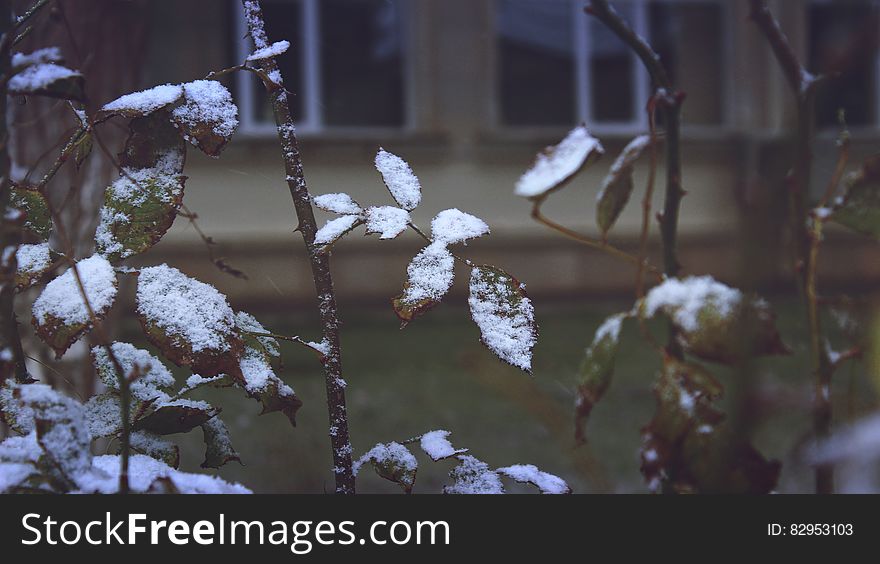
top-left (749, 0), bottom-right (833, 494)
top-left (241, 0), bottom-right (355, 494)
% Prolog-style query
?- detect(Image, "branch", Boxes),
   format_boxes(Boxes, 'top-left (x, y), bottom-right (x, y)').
top-left (241, 0), bottom-right (355, 494)
top-left (748, 0), bottom-right (815, 94)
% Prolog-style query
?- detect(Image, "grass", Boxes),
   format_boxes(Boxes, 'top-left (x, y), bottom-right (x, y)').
top-left (122, 296), bottom-right (877, 494)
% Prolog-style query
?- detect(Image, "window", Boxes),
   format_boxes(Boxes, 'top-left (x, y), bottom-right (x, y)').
top-left (235, 0), bottom-right (409, 134)
top-left (495, 0), bottom-right (729, 131)
top-left (809, 0), bottom-right (879, 128)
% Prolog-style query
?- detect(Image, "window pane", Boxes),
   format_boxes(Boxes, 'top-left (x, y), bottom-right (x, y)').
top-left (256, 0), bottom-right (303, 121)
top-left (588, 1), bottom-right (636, 123)
top-left (321, 0), bottom-right (405, 127)
top-left (809, 1), bottom-right (877, 127)
top-left (649, 1), bottom-right (724, 126)
top-left (497, 0), bottom-right (575, 126)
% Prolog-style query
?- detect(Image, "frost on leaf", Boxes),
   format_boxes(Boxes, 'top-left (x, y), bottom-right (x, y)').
top-left (641, 358), bottom-right (779, 494)
top-left (420, 429), bottom-right (467, 461)
top-left (15, 242), bottom-right (54, 290)
top-left (170, 80), bottom-right (239, 156)
top-left (515, 125), bottom-right (604, 199)
top-left (91, 343), bottom-right (174, 403)
top-left (496, 464), bottom-right (571, 494)
top-left (444, 455), bottom-right (504, 494)
top-left (98, 83), bottom-right (184, 119)
top-left (133, 399), bottom-right (219, 436)
top-left (201, 417), bottom-right (241, 468)
top-left (314, 215), bottom-right (361, 247)
top-left (136, 264), bottom-right (243, 376)
top-left (596, 135), bottom-right (650, 237)
top-left (313, 192), bottom-right (362, 215)
top-left (643, 276), bottom-right (788, 364)
top-left (575, 313), bottom-right (627, 443)
top-left (130, 430), bottom-right (180, 468)
top-left (8, 61), bottom-right (85, 102)
top-left (354, 441), bottom-right (418, 493)
top-left (392, 242), bottom-right (454, 325)
top-left (431, 208), bottom-right (489, 245)
top-left (365, 206), bottom-right (410, 239)
top-left (375, 149), bottom-right (421, 211)
top-left (831, 153), bottom-right (880, 239)
top-left (468, 266), bottom-right (537, 373)
top-left (95, 111), bottom-right (186, 262)
top-left (11, 186), bottom-right (51, 240)
top-left (32, 255), bottom-right (117, 358)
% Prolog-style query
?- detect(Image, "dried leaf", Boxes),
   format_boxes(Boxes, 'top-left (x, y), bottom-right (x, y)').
top-left (575, 313), bottom-right (627, 442)
top-left (354, 442), bottom-right (418, 493)
top-left (170, 80), bottom-right (238, 157)
top-left (515, 125), bottom-right (604, 199)
top-left (596, 135), bottom-right (650, 236)
top-left (200, 417), bottom-right (241, 468)
top-left (237, 347), bottom-right (302, 427)
top-left (392, 242), bottom-right (454, 325)
top-left (831, 153), bottom-right (880, 238)
top-left (468, 265), bottom-right (537, 373)
top-left (132, 401), bottom-right (219, 436)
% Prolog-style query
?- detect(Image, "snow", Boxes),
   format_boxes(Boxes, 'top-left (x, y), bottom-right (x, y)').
top-left (92, 342), bottom-right (174, 403)
top-left (403, 242), bottom-right (455, 303)
top-left (814, 206), bottom-right (833, 220)
top-left (172, 80), bottom-right (239, 142)
top-left (239, 350), bottom-right (285, 395)
top-left (375, 149), bottom-right (421, 211)
top-left (181, 374), bottom-right (224, 393)
top-left (235, 311), bottom-right (280, 358)
top-left (0, 381), bottom-right (35, 432)
top-left (129, 431), bottom-right (175, 459)
top-left (420, 430), bottom-right (467, 461)
top-left (593, 313), bottom-right (625, 345)
top-left (18, 383), bottom-right (91, 479)
top-left (8, 63), bottom-right (81, 94)
top-left (365, 206), bottom-right (410, 239)
top-left (156, 398), bottom-right (213, 411)
top-left (314, 214), bottom-right (360, 246)
top-left (16, 242), bottom-right (51, 275)
top-left (515, 125), bottom-right (604, 198)
top-left (247, 40), bottom-right (290, 61)
top-left (32, 254), bottom-right (117, 326)
top-left (496, 464), bottom-right (570, 494)
top-left (444, 455), bottom-right (504, 494)
top-left (136, 264), bottom-right (236, 353)
top-left (81, 454), bottom-right (250, 494)
top-left (12, 47), bottom-right (62, 68)
top-left (84, 393), bottom-right (121, 438)
top-left (643, 276), bottom-right (743, 333)
top-left (596, 134), bottom-right (650, 202)
top-left (353, 441), bottom-right (418, 476)
top-left (468, 267), bottom-right (536, 372)
top-left (313, 193), bottom-right (361, 215)
top-left (101, 83), bottom-right (183, 115)
top-left (431, 209), bottom-right (489, 245)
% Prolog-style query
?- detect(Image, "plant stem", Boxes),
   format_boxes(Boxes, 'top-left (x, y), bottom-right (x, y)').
top-left (241, 0), bottom-right (355, 494)
top-left (749, 0), bottom-right (833, 494)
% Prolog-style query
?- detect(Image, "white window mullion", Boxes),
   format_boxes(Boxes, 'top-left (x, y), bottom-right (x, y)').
top-left (631, 0), bottom-right (650, 129)
top-left (302, 0), bottom-right (322, 131)
top-left (574, 1), bottom-right (591, 124)
top-left (235, 3), bottom-right (258, 133)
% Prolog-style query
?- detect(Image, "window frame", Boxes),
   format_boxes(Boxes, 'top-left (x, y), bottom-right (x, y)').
top-left (233, 0), bottom-right (417, 137)
top-left (490, 0), bottom-right (734, 137)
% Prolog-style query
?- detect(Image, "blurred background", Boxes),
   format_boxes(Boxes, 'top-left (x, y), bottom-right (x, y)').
top-left (8, 0), bottom-right (880, 492)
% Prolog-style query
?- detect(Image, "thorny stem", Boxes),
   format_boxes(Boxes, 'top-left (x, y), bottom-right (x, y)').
top-left (241, 0), bottom-right (355, 494)
top-left (749, 0), bottom-right (833, 494)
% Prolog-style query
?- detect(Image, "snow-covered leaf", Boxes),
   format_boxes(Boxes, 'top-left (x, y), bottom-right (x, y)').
top-left (91, 342), bottom-right (175, 403)
top-left (431, 208), bottom-right (489, 245)
top-left (419, 429), bottom-right (467, 461)
top-left (11, 186), bottom-right (51, 240)
top-left (596, 135), bottom-right (650, 237)
top-left (15, 242), bottom-right (54, 290)
top-left (8, 62), bottom-right (85, 102)
top-left (314, 215), bottom-right (361, 247)
top-left (133, 399), bottom-right (218, 436)
top-left (443, 455), bottom-right (504, 494)
top-left (136, 265), bottom-right (243, 376)
top-left (200, 417), bottom-right (240, 468)
top-left (129, 430), bottom-right (180, 468)
top-left (364, 206), bottom-right (410, 239)
top-left (237, 347), bottom-right (302, 427)
top-left (643, 276), bottom-right (788, 364)
top-left (247, 40), bottom-right (290, 61)
top-left (831, 153), bottom-right (880, 239)
top-left (496, 464), bottom-right (571, 494)
top-left (515, 125), bottom-right (604, 199)
top-left (374, 149), bottom-right (421, 211)
top-left (392, 242), bottom-right (454, 325)
top-left (84, 392), bottom-right (124, 439)
top-left (0, 379), bottom-right (35, 433)
top-left (313, 192), bottom-right (362, 215)
top-left (575, 313), bottom-right (627, 443)
top-left (353, 441), bottom-right (418, 493)
top-left (468, 266), bottom-right (537, 373)
top-left (32, 255), bottom-right (118, 358)
top-left (170, 80), bottom-right (239, 157)
top-left (81, 453), bottom-right (250, 494)
top-left (235, 311), bottom-right (280, 358)
top-left (95, 111), bottom-right (186, 262)
top-left (0, 433), bottom-right (43, 493)
top-left (98, 83), bottom-right (184, 119)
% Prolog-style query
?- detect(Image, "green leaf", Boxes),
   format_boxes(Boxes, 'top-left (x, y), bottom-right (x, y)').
top-left (95, 111), bottom-right (186, 262)
top-left (392, 242), bottom-right (454, 326)
top-left (468, 265), bottom-right (537, 373)
top-left (11, 186), bottom-right (51, 240)
top-left (831, 154), bottom-right (880, 238)
top-left (354, 442), bottom-right (418, 493)
top-left (514, 125), bottom-right (604, 199)
top-left (596, 135), bottom-right (650, 237)
top-left (129, 430), bottom-right (180, 468)
top-left (132, 400), bottom-right (219, 436)
top-left (200, 417), bottom-right (241, 468)
top-left (575, 313), bottom-right (627, 443)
